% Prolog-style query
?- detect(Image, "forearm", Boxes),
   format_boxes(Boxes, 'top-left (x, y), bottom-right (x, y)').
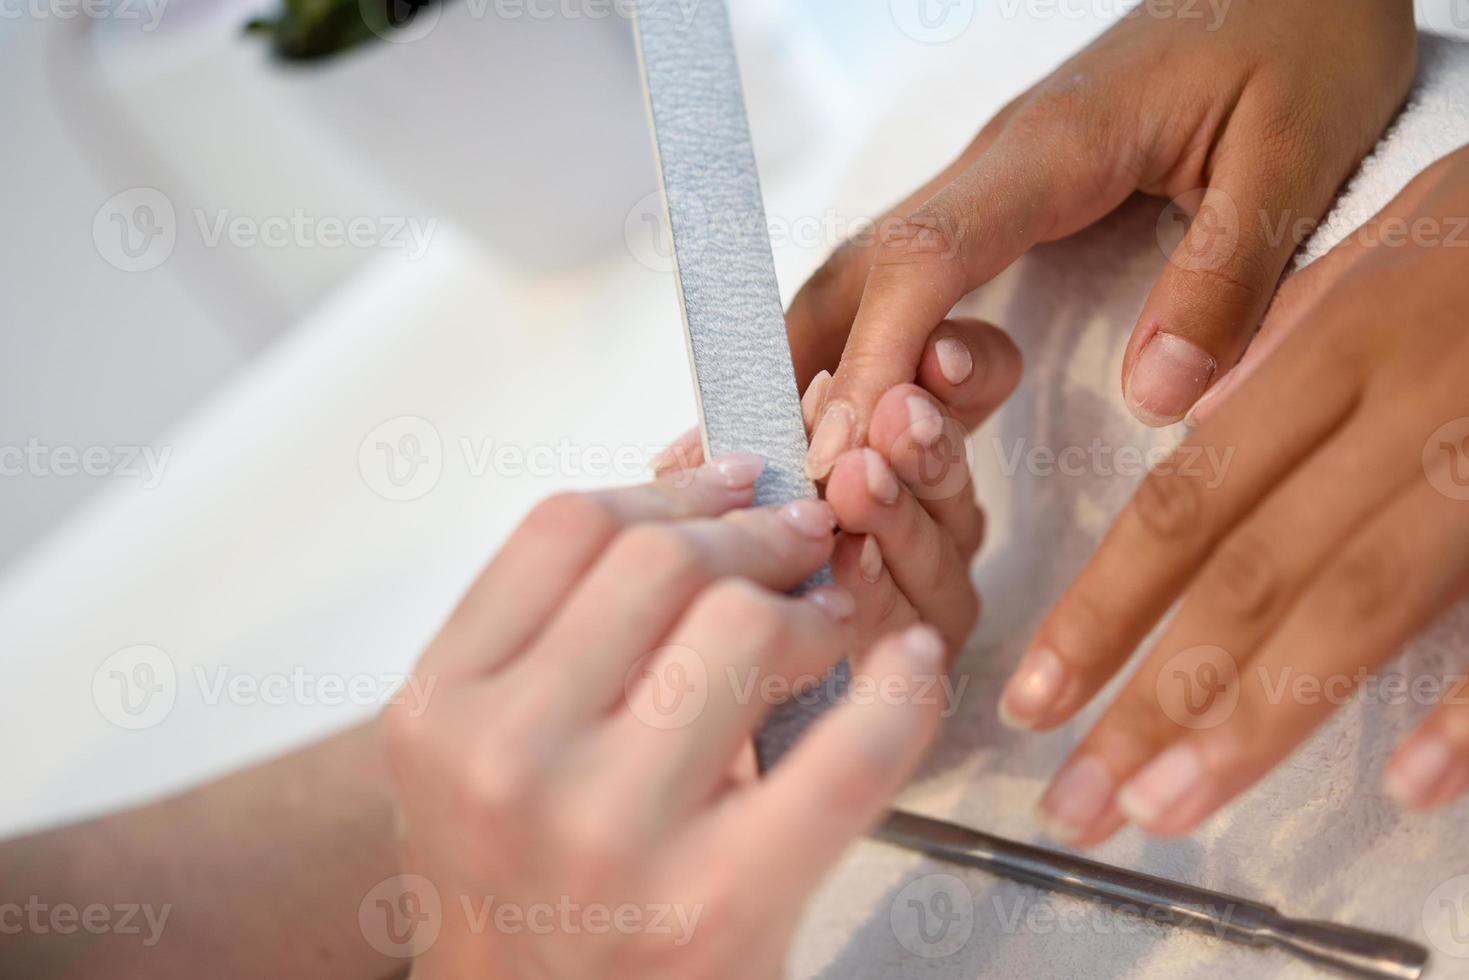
top-left (0, 720), bottom-right (407, 980)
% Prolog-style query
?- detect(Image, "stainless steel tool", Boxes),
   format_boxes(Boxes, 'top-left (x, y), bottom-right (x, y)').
top-left (878, 811), bottom-right (1428, 980)
top-left (630, 2), bottom-right (1431, 977)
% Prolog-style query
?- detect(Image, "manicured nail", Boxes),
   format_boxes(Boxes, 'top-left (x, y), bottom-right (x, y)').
top-left (934, 337), bottom-right (973, 386)
top-left (863, 448), bottom-right (900, 505)
top-left (801, 370), bottom-right (833, 430)
top-left (900, 623), bottom-right (946, 670)
top-left (998, 647), bottom-right (1065, 730)
top-left (859, 535), bottom-right (883, 583)
top-left (780, 499), bottom-right (836, 539)
top-left (906, 395), bottom-right (944, 447)
top-left (806, 400), bottom-right (854, 480)
top-left (1118, 743), bottom-right (1206, 827)
top-left (1385, 735), bottom-right (1454, 808)
top-left (1039, 755), bottom-right (1115, 842)
top-left (712, 453), bottom-right (765, 490)
top-left (1126, 332), bottom-right (1216, 427)
top-left (806, 585), bottom-right (856, 621)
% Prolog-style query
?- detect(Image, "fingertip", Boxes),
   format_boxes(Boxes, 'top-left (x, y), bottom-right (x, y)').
top-left (916, 320), bottom-right (1023, 429)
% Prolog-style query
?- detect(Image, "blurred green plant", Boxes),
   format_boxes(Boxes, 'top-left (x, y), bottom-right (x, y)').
top-left (246, 0), bottom-right (444, 60)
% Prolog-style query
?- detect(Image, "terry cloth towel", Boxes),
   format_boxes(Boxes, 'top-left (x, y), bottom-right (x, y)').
top-left (788, 32), bottom-right (1469, 980)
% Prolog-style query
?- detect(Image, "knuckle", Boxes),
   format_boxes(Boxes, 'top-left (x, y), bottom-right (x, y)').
top-left (874, 209), bottom-right (964, 267)
top-left (522, 491), bottom-right (620, 545)
top-left (1131, 467), bottom-right (1208, 544)
top-left (694, 580), bottom-right (789, 650)
top-left (1173, 261), bottom-right (1265, 319)
top-left (1314, 542), bottom-right (1402, 626)
top-left (551, 807), bottom-right (637, 898)
top-left (609, 524), bottom-right (704, 584)
top-left (1197, 529), bottom-right (1285, 624)
top-left (381, 693), bottom-right (429, 774)
top-left (821, 759), bottom-right (887, 812)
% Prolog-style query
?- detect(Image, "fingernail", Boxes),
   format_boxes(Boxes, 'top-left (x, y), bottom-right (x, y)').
top-left (1040, 756), bottom-right (1116, 842)
top-left (860, 535), bottom-right (883, 583)
top-left (801, 370), bottom-right (833, 430)
top-left (863, 448), bottom-right (900, 505)
top-left (1385, 735), bottom-right (1454, 808)
top-left (998, 647), bottom-right (1066, 730)
top-left (906, 395), bottom-right (944, 448)
top-left (935, 337), bottom-right (973, 386)
top-left (806, 400), bottom-right (854, 480)
top-left (1126, 332), bottom-right (1216, 427)
top-left (806, 585), bottom-right (856, 621)
top-left (711, 453), bottom-right (765, 490)
top-left (1118, 743), bottom-right (1206, 827)
top-left (780, 499), bottom-right (837, 539)
top-left (900, 623), bottom-right (946, 670)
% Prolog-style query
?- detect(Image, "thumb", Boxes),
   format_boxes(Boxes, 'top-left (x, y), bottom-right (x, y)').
top-left (1123, 105), bottom-right (1347, 426)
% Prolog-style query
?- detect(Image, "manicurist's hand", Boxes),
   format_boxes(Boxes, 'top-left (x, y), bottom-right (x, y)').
top-left (792, 0), bottom-right (1417, 472)
top-left (384, 461), bottom-right (948, 978)
top-left (1000, 147), bottom-right (1469, 844)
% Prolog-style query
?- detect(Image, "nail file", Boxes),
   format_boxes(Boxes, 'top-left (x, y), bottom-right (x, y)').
top-left (631, 0), bottom-right (847, 768)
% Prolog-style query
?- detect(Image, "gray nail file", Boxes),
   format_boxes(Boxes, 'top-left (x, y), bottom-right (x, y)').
top-left (631, 0), bottom-right (848, 769)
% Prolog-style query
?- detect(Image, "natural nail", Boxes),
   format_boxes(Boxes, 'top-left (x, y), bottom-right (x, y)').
top-left (863, 448), bottom-right (901, 505)
top-left (1126, 332), bottom-right (1216, 426)
top-left (998, 647), bottom-right (1066, 730)
top-left (1385, 735), bottom-right (1455, 808)
top-left (801, 370), bottom-right (833, 431)
top-left (859, 535), bottom-right (883, 583)
top-left (906, 395), bottom-right (944, 448)
top-left (712, 453), bottom-right (765, 490)
top-left (806, 400), bottom-right (854, 480)
top-left (935, 337), bottom-right (974, 386)
top-left (1118, 743), bottom-right (1206, 827)
top-left (1040, 755), bottom-right (1115, 841)
top-left (807, 586), bottom-right (856, 621)
top-left (780, 499), bottom-right (836, 539)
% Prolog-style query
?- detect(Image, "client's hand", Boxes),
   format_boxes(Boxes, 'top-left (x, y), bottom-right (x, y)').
top-left (384, 462), bottom-right (948, 978)
top-left (658, 320), bottom-right (1022, 664)
top-left (789, 0), bottom-right (1416, 467)
top-left (1002, 147), bottom-right (1469, 844)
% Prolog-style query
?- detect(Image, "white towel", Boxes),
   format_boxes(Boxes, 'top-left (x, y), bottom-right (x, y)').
top-left (791, 32), bottom-right (1469, 980)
